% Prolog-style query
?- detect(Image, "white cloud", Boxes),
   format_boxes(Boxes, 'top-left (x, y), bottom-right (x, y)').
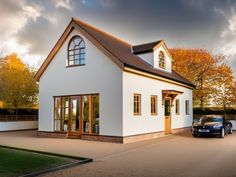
top-left (0, 0), bottom-right (42, 63)
top-left (214, 7), bottom-right (236, 55)
top-left (52, 0), bottom-right (72, 10)
top-left (23, 4), bottom-right (42, 22)
top-left (215, 7), bottom-right (236, 78)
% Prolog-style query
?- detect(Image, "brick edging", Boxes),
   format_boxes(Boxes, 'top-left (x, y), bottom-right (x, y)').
top-left (37, 127), bottom-right (191, 143)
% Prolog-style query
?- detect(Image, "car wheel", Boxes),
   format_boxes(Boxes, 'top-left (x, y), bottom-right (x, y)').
top-left (219, 128), bottom-right (225, 138)
top-left (228, 126), bottom-right (233, 134)
top-left (192, 134), bottom-right (198, 137)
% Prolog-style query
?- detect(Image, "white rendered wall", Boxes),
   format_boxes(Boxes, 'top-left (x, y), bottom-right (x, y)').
top-left (230, 120), bottom-right (236, 130)
top-left (0, 121), bottom-right (38, 131)
top-left (123, 71), bottom-right (193, 136)
top-left (39, 29), bottom-right (123, 136)
top-left (153, 46), bottom-right (172, 72)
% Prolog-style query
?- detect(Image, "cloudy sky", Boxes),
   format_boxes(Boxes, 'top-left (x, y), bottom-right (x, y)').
top-left (1, 0), bottom-right (236, 77)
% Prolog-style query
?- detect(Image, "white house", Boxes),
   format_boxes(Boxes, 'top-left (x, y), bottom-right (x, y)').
top-left (35, 17), bottom-right (195, 143)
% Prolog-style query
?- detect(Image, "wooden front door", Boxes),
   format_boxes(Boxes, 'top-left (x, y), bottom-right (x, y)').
top-left (164, 99), bottom-right (171, 135)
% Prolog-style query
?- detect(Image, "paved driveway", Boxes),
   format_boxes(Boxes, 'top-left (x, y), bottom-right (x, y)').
top-left (43, 132), bottom-right (236, 177)
top-left (0, 131), bottom-right (236, 177)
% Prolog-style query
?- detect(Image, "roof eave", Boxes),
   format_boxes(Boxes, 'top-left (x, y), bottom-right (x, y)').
top-left (124, 64), bottom-right (196, 89)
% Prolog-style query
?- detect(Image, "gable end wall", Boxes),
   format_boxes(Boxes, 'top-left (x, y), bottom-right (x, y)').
top-left (39, 28), bottom-right (123, 136)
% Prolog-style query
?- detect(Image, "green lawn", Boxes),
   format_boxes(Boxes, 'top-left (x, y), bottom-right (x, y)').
top-left (0, 147), bottom-right (76, 177)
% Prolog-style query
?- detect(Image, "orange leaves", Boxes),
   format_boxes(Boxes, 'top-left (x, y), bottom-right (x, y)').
top-left (169, 48), bottom-right (235, 110)
top-left (0, 53), bottom-right (38, 108)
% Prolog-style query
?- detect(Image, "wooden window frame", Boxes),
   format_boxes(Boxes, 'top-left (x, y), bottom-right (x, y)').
top-left (175, 99), bottom-right (180, 115)
top-left (134, 94), bottom-right (141, 115)
top-left (158, 51), bottom-right (166, 69)
top-left (151, 95), bottom-right (158, 116)
top-left (54, 97), bottom-right (62, 131)
top-left (185, 100), bottom-right (189, 115)
top-left (53, 94), bottom-right (99, 135)
top-left (67, 35), bottom-right (85, 67)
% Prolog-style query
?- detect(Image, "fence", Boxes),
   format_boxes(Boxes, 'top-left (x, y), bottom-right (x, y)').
top-left (0, 115), bottom-right (38, 122)
top-left (0, 115), bottom-right (38, 131)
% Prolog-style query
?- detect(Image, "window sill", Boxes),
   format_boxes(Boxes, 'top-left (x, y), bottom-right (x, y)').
top-left (53, 131), bottom-right (67, 133)
top-left (82, 133), bottom-right (99, 136)
top-left (66, 64), bottom-right (85, 68)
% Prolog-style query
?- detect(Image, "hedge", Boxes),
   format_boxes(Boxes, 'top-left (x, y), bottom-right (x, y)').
top-left (0, 109), bottom-right (38, 115)
top-left (193, 108), bottom-right (236, 115)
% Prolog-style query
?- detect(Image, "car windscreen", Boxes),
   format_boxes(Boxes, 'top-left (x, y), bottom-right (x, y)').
top-left (200, 116), bottom-right (223, 123)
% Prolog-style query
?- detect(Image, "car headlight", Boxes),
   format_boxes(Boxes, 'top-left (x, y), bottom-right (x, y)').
top-left (213, 123), bottom-right (222, 128)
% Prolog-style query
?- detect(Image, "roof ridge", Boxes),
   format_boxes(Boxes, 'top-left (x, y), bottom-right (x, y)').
top-left (132, 40), bottom-right (164, 47)
top-left (72, 17), bottom-right (131, 47)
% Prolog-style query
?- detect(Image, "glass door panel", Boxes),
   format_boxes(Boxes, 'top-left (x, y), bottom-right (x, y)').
top-left (70, 97), bottom-right (80, 133)
top-left (62, 97), bottom-right (69, 131)
top-left (165, 99), bottom-right (171, 116)
top-left (92, 95), bottom-right (99, 134)
top-left (82, 96), bottom-right (90, 133)
top-left (54, 97), bottom-right (61, 131)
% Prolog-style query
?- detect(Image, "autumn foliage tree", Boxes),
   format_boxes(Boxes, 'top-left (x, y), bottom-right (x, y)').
top-left (169, 48), bottom-right (235, 110)
top-left (0, 53), bottom-right (38, 108)
top-left (211, 64), bottom-right (236, 113)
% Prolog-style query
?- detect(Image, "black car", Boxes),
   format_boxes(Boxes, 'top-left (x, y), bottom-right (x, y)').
top-left (192, 115), bottom-right (233, 138)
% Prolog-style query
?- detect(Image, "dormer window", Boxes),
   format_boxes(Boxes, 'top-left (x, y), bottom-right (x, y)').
top-left (158, 51), bottom-right (166, 69)
top-left (67, 36), bottom-right (85, 66)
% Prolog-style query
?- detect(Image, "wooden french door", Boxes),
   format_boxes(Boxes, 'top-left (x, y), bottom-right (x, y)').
top-left (164, 98), bottom-right (171, 135)
top-left (67, 94), bottom-right (99, 137)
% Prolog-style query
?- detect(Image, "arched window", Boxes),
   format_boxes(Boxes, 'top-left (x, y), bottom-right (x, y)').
top-left (68, 36), bottom-right (85, 66)
top-left (158, 51), bottom-right (166, 69)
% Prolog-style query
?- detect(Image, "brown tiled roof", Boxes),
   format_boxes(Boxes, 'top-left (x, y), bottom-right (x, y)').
top-left (132, 40), bottom-right (163, 54)
top-left (35, 17), bottom-right (195, 88)
top-left (73, 18), bottom-right (195, 88)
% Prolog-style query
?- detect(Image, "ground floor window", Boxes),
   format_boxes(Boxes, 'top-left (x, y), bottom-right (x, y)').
top-left (185, 100), bottom-right (189, 115)
top-left (134, 94), bottom-right (141, 115)
top-left (151, 95), bottom-right (157, 115)
top-left (175, 99), bottom-right (180, 115)
top-left (54, 94), bottom-right (99, 135)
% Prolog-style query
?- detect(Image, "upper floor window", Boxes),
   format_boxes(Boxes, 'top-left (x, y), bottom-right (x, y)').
top-left (158, 51), bottom-right (166, 69)
top-left (67, 36), bottom-right (85, 66)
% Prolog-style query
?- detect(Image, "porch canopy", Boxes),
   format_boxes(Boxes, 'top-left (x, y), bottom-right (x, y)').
top-left (162, 90), bottom-right (183, 106)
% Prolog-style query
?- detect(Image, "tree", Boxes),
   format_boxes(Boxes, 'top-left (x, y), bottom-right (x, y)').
top-left (211, 64), bottom-right (236, 114)
top-left (169, 48), bottom-right (225, 109)
top-left (0, 53), bottom-right (38, 108)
